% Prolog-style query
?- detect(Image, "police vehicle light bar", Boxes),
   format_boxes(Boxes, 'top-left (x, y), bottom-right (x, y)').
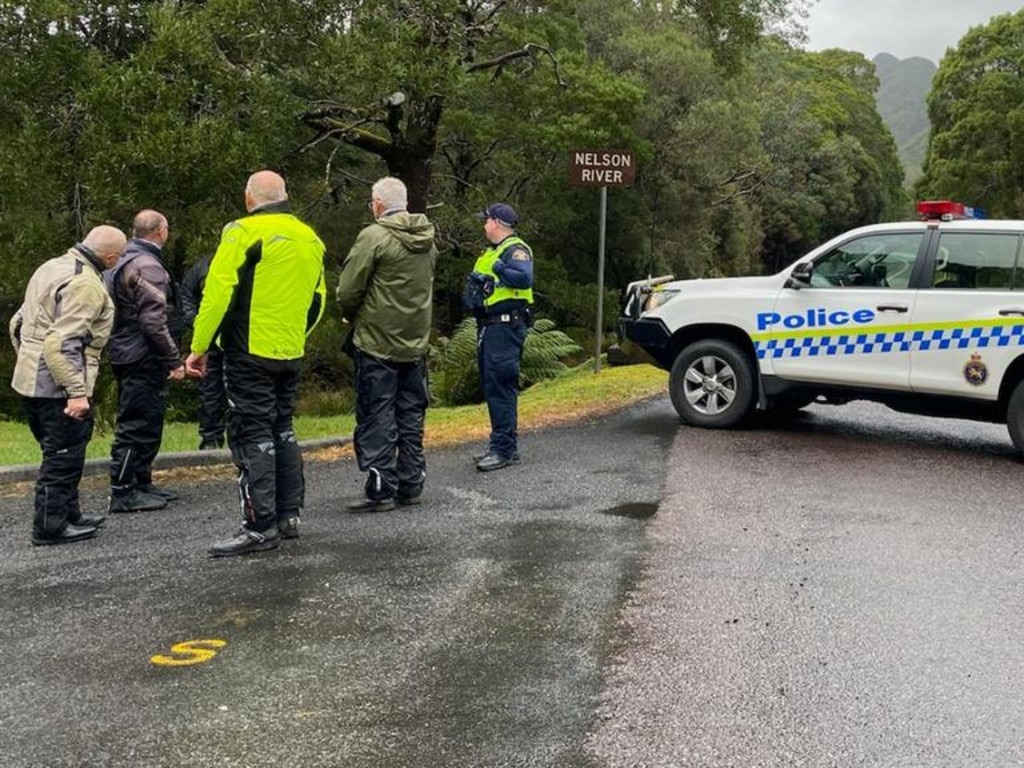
top-left (916, 200), bottom-right (985, 221)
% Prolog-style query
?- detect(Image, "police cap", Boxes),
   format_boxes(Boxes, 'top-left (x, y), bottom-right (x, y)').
top-left (476, 203), bottom-right (519, 228)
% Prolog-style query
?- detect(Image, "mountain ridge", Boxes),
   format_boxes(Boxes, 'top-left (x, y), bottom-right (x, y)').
top-left (873, 53), bottom-right (936, 187)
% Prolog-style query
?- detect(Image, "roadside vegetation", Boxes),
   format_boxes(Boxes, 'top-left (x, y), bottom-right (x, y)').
top-left (0, 363), bottom-right (667, 467)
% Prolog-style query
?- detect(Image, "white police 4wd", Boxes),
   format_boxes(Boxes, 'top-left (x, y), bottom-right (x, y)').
top-left (617, 202), bottom-right (1024, 453)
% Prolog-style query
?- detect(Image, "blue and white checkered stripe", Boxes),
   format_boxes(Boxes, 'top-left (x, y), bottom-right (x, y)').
top-left (755, 323), bottom-right (1024, 360)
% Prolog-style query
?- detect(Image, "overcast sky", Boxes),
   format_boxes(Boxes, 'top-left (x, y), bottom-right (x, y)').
top-left (804, 0), bottom-right (1023, 63)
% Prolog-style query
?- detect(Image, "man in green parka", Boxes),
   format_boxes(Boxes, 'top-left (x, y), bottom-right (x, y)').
top-left (336, 177), bottom-right (438, 512)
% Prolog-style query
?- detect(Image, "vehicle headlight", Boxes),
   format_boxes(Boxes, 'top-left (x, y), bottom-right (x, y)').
top-left (643, 289), bottom-right (680, 312)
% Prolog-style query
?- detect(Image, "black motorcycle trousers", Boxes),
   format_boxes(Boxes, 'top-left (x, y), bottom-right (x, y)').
top-left (224, 351), bottom-right (304, 532)
top-left (353, 350), bottom-right (428, 502)
top-left (24, 397), bottom-right (94, 536)
top-left (110, 358), bottom-right (169, 491)
top-left (198, 345), bottom-right (227, 448)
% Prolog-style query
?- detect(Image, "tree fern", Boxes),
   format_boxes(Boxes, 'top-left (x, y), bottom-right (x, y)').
top-left (429, 317), bottom-right (583, 406)
top-left (520, 318), bottom-right (583, 386)
top-left (429, 318), bottom-right (480, 406)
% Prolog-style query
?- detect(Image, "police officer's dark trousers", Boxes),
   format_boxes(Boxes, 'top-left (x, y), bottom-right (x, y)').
top-left (477, 319), bottom-right (527, 458)
top-left (110, 357), bottom-right (168, 492)
top-left (224, 351), bottom-right (304, 532)
top-left (353, 350), bottom-right (428, 501)
top-left (24, 397), bottom-right (93, 536)
top-left (198, 344), bottom-right (226, 448)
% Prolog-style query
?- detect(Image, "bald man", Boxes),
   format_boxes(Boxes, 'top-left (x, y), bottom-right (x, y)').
top-left (10, 225), bottom-right (127, 545)
top-left (187, 170), bottom-right (326, 557)
top-left (106, 209), bottom-right (185, 514)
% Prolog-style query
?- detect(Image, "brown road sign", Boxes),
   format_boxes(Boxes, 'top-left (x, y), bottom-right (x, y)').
top-left (569, 149), bottom-right (636, 187)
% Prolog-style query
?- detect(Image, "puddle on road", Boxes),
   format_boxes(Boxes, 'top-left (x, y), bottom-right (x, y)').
top-left (599, 501), bottom-right (658, 519)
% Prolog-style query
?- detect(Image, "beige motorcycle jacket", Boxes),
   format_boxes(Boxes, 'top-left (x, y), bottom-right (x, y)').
top-left (9, 246), bottom-right (114, 399)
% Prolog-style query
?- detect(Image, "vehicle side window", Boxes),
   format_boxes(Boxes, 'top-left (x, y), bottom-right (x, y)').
top-left (809, 233), bottom-right (923, 289)
top-left (932, 233), bottom-right (1020, 290)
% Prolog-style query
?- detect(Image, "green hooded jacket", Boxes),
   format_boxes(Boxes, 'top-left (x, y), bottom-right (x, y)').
top-left (336, 211), bottom-right (437, 362)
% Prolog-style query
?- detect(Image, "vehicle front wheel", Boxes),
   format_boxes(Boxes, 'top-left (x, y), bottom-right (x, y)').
top-left (669, 339), bottom-right (756, 429)
top-left (1007, 379), bottom-right (1024, 454)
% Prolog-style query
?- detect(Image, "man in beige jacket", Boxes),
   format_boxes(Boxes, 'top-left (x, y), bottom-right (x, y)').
top-left (10, 225), bottom-right (127, 545)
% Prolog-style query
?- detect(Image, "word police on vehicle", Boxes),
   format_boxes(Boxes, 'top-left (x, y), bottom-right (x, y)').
top-left (614, 200), bottom-right (1024, 454)
top-left (756, 308), bottom-right (876, 332)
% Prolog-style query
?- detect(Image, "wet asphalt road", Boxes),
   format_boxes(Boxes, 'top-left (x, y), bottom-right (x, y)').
top-left (3, 398), bottom-right (1024, 767)
top-left (0, 399), bottom-right (674, 768)
top-left (588, 402), bottom-right (1024, 768)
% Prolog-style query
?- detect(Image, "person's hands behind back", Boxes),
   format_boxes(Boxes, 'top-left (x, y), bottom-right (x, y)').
top-left (185, 352), bottom-right (207, 378)
top-left (64, 396), bottom-right (90, 420)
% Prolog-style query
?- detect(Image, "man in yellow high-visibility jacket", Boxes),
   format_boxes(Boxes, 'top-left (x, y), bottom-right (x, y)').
top-left (187, 170), bottom-right (326, 557)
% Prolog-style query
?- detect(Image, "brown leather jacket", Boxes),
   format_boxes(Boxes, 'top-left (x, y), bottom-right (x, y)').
top-left (105, 238), bottom-right (181, 369)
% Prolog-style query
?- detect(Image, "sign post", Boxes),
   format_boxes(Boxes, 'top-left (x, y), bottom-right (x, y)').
top-left (569, 149), bottom-right (636, 372)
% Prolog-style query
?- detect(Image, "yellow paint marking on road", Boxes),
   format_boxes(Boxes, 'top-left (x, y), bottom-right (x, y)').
top-left (150, 639), bottom-right (227, 667)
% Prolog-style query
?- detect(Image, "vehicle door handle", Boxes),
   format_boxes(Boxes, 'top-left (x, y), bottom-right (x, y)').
top-left (998, 309), bottom-right (1024, 316)
top-left (876, 304), bottom-right (908, 313)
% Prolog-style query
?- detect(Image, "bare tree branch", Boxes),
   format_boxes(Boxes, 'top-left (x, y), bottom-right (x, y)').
top-left (72, 180), bottom-right (86, 239)
top-left (290, 127), bottom-right (345, 156)
top-left (298, 113), bottom-right (391, 157)
top-left (466, 43), bottom-right (568, 87)
top-left (712, 168), bottom-right (768, 207)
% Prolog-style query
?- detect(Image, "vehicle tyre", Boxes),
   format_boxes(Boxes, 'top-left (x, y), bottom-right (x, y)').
top-left (1007, 379), bottom-right (1024, 453)
top-left (669, 338), bottom-right (756, 429)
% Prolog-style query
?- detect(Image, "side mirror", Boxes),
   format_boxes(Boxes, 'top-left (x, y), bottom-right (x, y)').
top-left (785, 261), bottom-right (812, 289)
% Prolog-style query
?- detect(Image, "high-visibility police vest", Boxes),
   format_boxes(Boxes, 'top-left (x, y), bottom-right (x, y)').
top-left (473, 236), bottom-right (534, 306)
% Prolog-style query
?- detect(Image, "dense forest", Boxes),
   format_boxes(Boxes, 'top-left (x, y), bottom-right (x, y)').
top-left (1, 1), bottom-right (1018, 419)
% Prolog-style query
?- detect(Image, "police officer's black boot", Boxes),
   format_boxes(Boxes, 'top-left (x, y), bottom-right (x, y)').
top-left (475, 452), bottom-right (521, 472)
top-left (473, 448), bottom-right (520, 463)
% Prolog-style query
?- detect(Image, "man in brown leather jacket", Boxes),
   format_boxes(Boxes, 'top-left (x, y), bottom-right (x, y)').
top-left (105, 210), bottom-right (185, 513)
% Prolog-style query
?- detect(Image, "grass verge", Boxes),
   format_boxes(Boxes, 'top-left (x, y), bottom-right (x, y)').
top-left (0, 363), bottom-right (668, 467)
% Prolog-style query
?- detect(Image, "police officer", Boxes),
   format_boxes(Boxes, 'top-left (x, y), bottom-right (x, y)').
top-left (466, 203), bottom-right (534, 472)
top-left (10, 225), bottom-right (127, 545)
top-left (186, 170), bottom-right (326, 557)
